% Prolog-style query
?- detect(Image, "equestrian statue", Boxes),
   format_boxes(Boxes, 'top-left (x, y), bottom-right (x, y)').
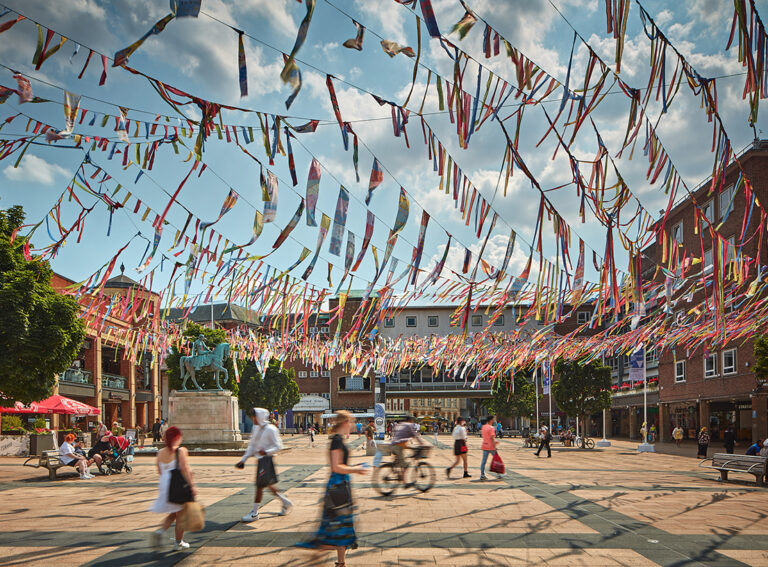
top-left (179, 335), bottom-right (231, 391)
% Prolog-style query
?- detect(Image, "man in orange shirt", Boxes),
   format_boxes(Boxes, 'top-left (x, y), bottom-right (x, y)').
top-left (479, 415), bottom-right (499, 480)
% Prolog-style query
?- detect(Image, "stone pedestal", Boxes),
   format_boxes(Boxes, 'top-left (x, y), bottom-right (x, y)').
top-left (168, 390), bottom-right (243, 449)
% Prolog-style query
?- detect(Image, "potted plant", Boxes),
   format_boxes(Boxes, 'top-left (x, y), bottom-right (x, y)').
top-left (1, 415), bottom-right (26, 435)
top-left (620, 382), bottom-right (631, 390)
top-left (648, 377), bottom-right (659, 386)
top-left (29, 417), bottom-right (55, 455)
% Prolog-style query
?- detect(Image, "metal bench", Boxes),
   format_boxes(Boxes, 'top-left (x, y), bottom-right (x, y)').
top-left (23, 450), bottom-right (71, 480)
top-left (700, 453), bottom-right (767, 486)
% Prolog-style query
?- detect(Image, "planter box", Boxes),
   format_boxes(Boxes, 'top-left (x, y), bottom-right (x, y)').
top-left (0, 434), bottom-right (29, 456)
top-left (29, 433), bottom-right (55, 455)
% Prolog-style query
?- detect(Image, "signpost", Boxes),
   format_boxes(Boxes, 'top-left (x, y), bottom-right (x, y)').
top-left (374, 403), bottom-right (385, 440)
top-left (631, 345), bottom-right (654, 452)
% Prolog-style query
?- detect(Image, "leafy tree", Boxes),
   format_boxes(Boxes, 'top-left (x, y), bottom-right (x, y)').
top-left (754, 336), bottom-right (768, 384)
top-left (165, 321), bottom-right (239, 395)
top-left (0, 206), bottom-right (85, 406)
top-left (481, 372), bottom-right (535, 419)
top-left (238, 358), bottom-right (300, 416)
top-left (552, 359), bottom-right (611, 432)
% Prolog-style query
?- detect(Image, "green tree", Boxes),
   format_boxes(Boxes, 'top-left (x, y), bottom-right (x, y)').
top-left (165, 321), bottom-right (239, 395)
top-left (754, 336), bottom-right (768, 384)
top-left (481, 372), bottom-right (535, 419)
top-left (552, 359), bottom-right (611, 433)
top-left (0, 206), bottom-right (85, 406)
top-left (238, 358), bottom-right (300, 415)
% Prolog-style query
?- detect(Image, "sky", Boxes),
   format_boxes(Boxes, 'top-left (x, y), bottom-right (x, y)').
top-left (0, 0), bottom-right (764, 308)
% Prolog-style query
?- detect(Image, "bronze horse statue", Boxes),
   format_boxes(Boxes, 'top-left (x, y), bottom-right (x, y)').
top-left (179, 342), bottom-right (230, 390)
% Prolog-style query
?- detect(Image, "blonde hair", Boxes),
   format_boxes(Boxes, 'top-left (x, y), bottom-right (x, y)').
top-left (330, 410), bottom-right (353, 434)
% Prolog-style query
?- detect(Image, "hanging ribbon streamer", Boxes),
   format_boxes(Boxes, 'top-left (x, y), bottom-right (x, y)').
top-left (223, 210), bottom-right (263, 254)
top-left (272, 199), bottom-right (305, 249)
top-left (113, 13), bottom-right (175, 67)
top-left (419, 0), bottom-right (441, 38)
top-left (326, 75), bottom-right (349, 150)
top-left (32, 25), bottom-right (68, 71)
top-left (62, 90), bottom-right (81, 134)
top-left (305, 158), bottom-right (321, 226)
top-left (282, 53), bottom-right (302, 109)
top-left (342, 20), bottom-right (365, 50)
top-left (329, 185), bottom-right (350, 256)
top-left (451, 3), bottom-right (477, 40)
top-left (200, 189), bottom-right (238, 230)
top-left (380, 40), bottom-right (416, 57)
top-left (302, 213), bottom-right (330, 280)
top-left (365, 157), bottom-right (383, 205)
top-left (392, 187), bottom-right (410, 235)
top-left (115, 106), bottom-right (130, 142)
top-left (263, 169), bottom-right (279, 222)
top-left (605, 0), bottom-right (630, 72)
top-left (280, 0), bottom-right (315, 104)
top-left (352, 211), bottom-right (375, 271)
top-left (409, 210), bottom-right (430, 285)
top-left (238, 31), bottom-right (248, 97)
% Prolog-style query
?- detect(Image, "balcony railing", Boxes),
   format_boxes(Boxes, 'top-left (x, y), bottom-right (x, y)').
top-left (102, 373), bottom-right (127, 390)
top-left (386, 381), bottom-right (493, 393)
top-left (61, 368), bottom-right (92, 384)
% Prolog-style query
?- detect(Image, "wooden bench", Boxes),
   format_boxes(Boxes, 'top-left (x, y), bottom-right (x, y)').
top-left (700, 453), bottom-right (767, 486)
top-left (23, 450), bottom-right (71, 480)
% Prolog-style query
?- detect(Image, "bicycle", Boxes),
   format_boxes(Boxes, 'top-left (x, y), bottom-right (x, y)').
top-left (373, 444), bottom-right (435, 496)
top-left (574, 435), bottom-right (595, 449)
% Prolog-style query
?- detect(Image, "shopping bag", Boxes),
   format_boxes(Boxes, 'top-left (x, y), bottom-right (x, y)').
top-left (256, 455), bottom-right (278, 487)
top-left (490, 451), bottom-right (505, 474)
top-left (181, 501), bottom-right (205, 532)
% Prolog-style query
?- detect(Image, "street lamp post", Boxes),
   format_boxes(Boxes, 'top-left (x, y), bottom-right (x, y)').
top-left (637, 346), bottom-right (655, 452)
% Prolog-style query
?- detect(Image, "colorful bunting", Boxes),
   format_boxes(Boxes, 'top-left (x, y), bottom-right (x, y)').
top-left (306, 158), bottom-right (320, 226)
top-left (329, 185), bottom-right (350, 256)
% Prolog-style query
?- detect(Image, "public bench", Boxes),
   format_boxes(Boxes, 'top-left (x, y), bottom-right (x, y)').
top-left (700, 453), bottom-right (767, 486)
top-left (23, 450), bottom-right (70, 480)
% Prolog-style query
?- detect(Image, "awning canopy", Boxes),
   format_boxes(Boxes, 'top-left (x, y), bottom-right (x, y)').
top-left (320, 412), bottom-right (375, 419)
top-left (0, 395), bottom-right (100, 416)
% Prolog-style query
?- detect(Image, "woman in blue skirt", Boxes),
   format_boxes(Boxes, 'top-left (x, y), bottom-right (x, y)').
top-left (298, 410), bottom-right (368, 566)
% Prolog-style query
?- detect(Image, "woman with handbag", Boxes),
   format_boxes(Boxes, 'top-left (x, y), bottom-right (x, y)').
top-left (446, 417), bottom-right (471, 479)
top-left (235, 408), bottom-right (293, 522)
top-left (149, 426), bottom-right (196, 551)
top-left (297, 411), bottom-right (368, 567)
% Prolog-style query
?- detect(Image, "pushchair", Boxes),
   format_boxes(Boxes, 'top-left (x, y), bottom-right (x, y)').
top-left (99, 435), bottom-right (135, 475)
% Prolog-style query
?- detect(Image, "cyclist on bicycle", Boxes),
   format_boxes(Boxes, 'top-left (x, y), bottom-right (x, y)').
top-left (391, 416), bottom-right (426, 472)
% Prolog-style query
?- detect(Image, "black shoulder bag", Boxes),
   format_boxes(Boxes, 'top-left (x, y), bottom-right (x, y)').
top-left (168, 453), bottom-right (193, 504)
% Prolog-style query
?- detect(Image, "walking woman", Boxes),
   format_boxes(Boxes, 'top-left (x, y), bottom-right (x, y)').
top-left (697, 427), bottom-right (710, 458)
top-left (446, 417), bottom-right (470, 479)
top-left (297, 411), bottom-right (368, 567)
top-left (149, 426), bottom-right (196, 551)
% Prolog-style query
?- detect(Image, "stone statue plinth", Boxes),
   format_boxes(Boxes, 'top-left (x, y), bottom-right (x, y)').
top-left (168, 390), bottom-right (243, 449)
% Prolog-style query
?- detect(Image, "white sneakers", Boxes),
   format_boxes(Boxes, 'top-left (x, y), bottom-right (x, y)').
top-left (173, 540), bottom-right (190, 551)
top-left (241, 511), bottom-right (260, 522)
top-left (79, 473), bottom-right (93, 480)
top-left (279, 499), bottom-right (293, 516)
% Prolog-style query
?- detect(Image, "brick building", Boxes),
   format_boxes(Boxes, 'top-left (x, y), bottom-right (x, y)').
top-left (52, 271), bottom-right (162, 432)
top-left (646, 141), bottom-right (768, 443)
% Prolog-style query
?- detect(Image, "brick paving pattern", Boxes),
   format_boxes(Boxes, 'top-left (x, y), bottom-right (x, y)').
top-left (1, 435), bottom-right (767, 566)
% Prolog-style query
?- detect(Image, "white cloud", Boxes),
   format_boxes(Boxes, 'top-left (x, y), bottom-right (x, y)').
top-left (4, 154), bottom-right (70, 185)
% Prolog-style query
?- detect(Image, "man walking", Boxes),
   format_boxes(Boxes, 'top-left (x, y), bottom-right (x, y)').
top-left (151, 418), bottom-right (162, 445)
top-left (535, 422), bottom-right (551, 458)
top-left (479, 415), bottom-right (499, 480)
top-left (236, 408), bottom-right (293, 522)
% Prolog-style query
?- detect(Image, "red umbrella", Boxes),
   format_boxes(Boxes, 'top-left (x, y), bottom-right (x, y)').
top-left (0, 395), bottom-right (100, 416)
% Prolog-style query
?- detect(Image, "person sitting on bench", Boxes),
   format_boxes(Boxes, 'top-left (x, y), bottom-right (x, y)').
top-left (73, 438), bottom-right (103, 469)
top-left (60, 434), bottom-right (93, 479)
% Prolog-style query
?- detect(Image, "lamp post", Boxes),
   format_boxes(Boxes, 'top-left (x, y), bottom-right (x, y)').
top-left (597, 407), bottom-right (611, 447)
top-left (637, 345), bottom-right (654, 452)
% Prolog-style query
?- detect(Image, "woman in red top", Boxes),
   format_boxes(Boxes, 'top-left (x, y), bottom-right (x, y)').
top-left (479, 415), bottom-right (498, 480)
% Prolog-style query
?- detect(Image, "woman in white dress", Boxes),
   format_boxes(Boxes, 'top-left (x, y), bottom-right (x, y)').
top-left (149, 426), bottom-right (196, 551)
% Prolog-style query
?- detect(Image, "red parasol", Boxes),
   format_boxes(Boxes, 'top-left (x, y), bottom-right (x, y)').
top-left (0, 394), bottom-right (100, 416)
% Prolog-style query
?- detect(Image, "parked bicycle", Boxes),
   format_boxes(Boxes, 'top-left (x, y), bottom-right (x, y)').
top-left (373, 444), bottom-right (435, 496)
top-left (574, 435), bottom-right (595, 449)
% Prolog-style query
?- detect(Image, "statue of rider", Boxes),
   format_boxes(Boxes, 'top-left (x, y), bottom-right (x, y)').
top-left (191, 334), bottom-right (211, 370)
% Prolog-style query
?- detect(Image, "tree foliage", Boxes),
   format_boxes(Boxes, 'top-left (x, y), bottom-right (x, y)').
top-left (238, 358), bottom-right (300, 415)
top-left (552, 360), bottom-right (611, 426)
top-left (481, 372), bottom-right (535, 418)
top-left (0, 206), bottom-right (85, 406)
top-left (165, 321), bottom-right (239, 395)
top-left (754, 336), bottom-right (768, 384)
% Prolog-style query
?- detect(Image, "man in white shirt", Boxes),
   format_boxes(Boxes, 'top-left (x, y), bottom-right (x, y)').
top-left (59, 434), bottom-right (92, 479)
top-left (235, 408), bottom-right (293, 522)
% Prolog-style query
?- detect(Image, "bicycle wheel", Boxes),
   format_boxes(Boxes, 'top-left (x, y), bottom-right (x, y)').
top-left (373, 463), bottom-right (399, 496)
top-left (585, 438), bottom-right (595, 449)
top-left (408, 461), bottom-right (436, 492)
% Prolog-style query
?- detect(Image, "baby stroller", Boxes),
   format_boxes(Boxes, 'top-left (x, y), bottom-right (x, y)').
top-left (100, 435), bottom-right (135, 475)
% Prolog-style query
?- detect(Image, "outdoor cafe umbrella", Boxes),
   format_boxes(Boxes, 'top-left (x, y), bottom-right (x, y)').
top-left (0, 394), bottom-right (100, 416)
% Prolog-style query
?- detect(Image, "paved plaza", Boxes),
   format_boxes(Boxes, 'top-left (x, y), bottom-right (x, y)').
top-left (1, 436), bottom-right (768, 566)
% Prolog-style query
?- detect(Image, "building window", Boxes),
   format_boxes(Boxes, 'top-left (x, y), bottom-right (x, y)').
top-left (704, 353), bottom-right (718, 378)
top-left (727, 236), bottom-right (736, 264)
top-left (675, 360), bottom-right (686, 382)
top-left (471, 314), bottom-right (482, 326)
top-left (608, 357), bottom-right (619, 372)
top-left (298, 371), bottom-right (307, 378)
top-left (427, 315), bottom-right (439, 327)
top-left (406, 316), bottom-right (417, 327)
top-left (719, 185), bottom-right (734, 220)
top-left (722, 349), bottom-right (736, 375)
top-left (646, 347), bottom-right (658, 363)
top-left (310, 370), bottom-right (319, 378)
top-left (577, 311), bottom-right (589, 324)
top-left (321, 393), bottom-right (330, 400)
top-left (310, 326), bottom-right (318, 333)
top-left (321, 370), bottom-right (331, 377)
top-left (703, 248), bottom-right (713, 273)
top-left (702, 200), bottom-right (714, 223)
top-left (494, 315), bottom-right (504, 326)
top-left (321, 326), bottom-right (330, 334)
top-left (671, 221), bottom-right (683, 244)
top-left (384, 317), bottom-right (395, 328)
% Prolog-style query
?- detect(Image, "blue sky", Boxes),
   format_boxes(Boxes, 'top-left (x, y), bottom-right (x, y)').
top-left (0, 0), bottom-right (764, 306)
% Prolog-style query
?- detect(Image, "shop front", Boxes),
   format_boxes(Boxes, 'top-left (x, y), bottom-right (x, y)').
top-left (666, 402), bottom-right (699, 440)
top-left (292, 395), bottom-right (330, 430)
top-left (610, 389), bottom-right (659, 439)
top-left (708, 400), bottom-right (752, 441)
